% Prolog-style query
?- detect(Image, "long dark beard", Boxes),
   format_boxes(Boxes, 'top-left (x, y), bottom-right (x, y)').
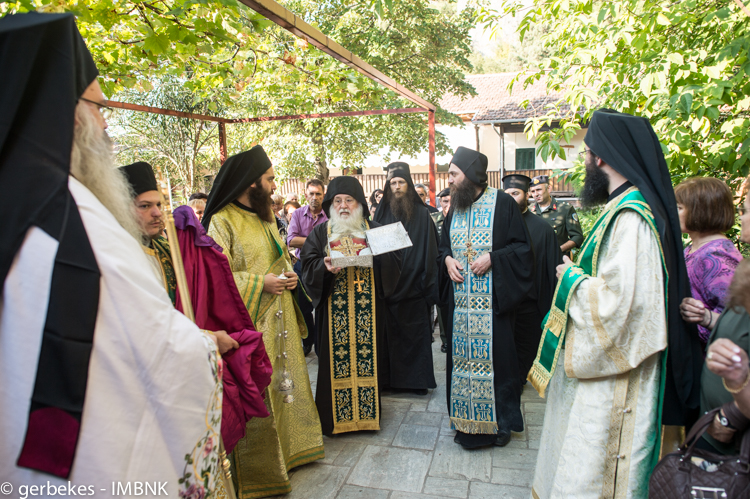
top-left (390, 191), bottom-right (415, 223)
top-left (580, 156), bottom-right (611, 208)
top-left (450, 178), bottom-right (479, 211)
top-left (247, 184), bottom-right (275, 223)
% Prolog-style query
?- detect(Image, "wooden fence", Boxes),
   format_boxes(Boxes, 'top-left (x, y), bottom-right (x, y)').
top-left (276, 169), bottom-right (575, 200)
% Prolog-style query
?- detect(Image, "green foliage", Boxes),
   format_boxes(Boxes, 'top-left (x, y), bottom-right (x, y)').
top-left (111, 78), bottom-right (234, 199)
top-left (1, 0), bottom-right (476, 183)
top-left (1, 0), bottom-right (266, 102)
top-left (257, 0), bottom-right (476, 181)
top-left (494, 0), bottom-right (750, 190)
top-left (469, 23), bottom-right (550, 74)
top-left (574, 205), bottom-right (601, 238)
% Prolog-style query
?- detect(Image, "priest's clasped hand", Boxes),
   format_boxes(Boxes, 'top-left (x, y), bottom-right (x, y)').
top-left (556, 255), bottom-right (573, 279)
top-left (469, 254), bottom-right (491, 276)
top-left (446, 254), bottom-right (493, 282)
top-left (324, 256), bottom-right (342, 274)
top-left (445, 256), bottom-right (465, 283)
top-left (282, 272), bottom-right (298, 291)
top-left (264, 272), bottom-right (298, 295)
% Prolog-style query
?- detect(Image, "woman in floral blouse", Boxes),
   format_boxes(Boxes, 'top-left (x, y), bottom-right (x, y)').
top-left (676, 177), bottom-right (743, 348)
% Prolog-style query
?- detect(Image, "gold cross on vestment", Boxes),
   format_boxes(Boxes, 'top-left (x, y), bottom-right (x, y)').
top-left (463, 241), bottom-right (478, 264)
top-left (337, 236), bottom-right (367, 257)
top-left (353, 269), bottom-right (366, 292)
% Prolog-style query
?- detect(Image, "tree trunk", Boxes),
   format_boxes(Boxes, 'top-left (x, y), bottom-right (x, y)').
top-left (312, 128), bottom-right (329, 184)
top-left (314, 156), bottom-right (329, 184)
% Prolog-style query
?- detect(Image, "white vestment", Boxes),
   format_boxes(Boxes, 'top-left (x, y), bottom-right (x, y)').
top-left (0, 177), bottom-right (222, 498)
top-left (532, 210), bottom-right (668, 499)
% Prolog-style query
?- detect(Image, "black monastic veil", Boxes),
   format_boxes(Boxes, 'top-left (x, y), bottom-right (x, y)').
top-left (202, 145), bottom-right (272, 231)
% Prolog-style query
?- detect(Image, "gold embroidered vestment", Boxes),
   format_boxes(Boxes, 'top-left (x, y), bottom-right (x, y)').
top-left (208, 204), bottom-right (324, 499)
top-left (328, 265), bottom-right (379, 433)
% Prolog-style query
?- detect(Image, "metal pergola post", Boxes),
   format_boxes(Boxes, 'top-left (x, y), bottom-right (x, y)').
top-left (106, 0), bottom-right (439, 198)
top-left (428, 110), bottom-right (436, 207)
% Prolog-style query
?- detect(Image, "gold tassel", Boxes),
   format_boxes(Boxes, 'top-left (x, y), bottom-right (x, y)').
top-left (546, 309), bottom-right (565, 337)
top-left (450, 417), bottom-right (500, 435)
top-left (527, 365), bottom-right (550, 398)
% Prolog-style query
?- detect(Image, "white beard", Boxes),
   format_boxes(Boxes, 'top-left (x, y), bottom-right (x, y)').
top-left (329, 204), bottom-right (365, 239)
top-left (70, 103), bottom-right (142, 242)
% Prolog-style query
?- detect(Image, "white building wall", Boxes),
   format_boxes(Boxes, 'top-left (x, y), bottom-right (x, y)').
top-left (328, 122), bottom-right (587, 176)
top-left (501, 128), bottom-right (587, 171)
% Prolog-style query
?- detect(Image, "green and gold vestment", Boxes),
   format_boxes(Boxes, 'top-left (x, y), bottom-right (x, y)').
top-left (208, 203), bottom-right (324, 499)
top-left (530, 187), bottom-right (669, 499)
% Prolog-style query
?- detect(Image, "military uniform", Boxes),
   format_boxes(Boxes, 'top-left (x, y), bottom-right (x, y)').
top-left (431, 210), bottom-right (445, 236)
top-left (530, 175), bottom-right (584, 258)
top-left (533, 199), bottom-right (583, 257)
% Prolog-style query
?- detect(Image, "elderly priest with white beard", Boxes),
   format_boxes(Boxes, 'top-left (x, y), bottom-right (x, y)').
top-left (0, 13), bottom-right (225, 498)
top-left (301, 177), bottom-right (401, 436)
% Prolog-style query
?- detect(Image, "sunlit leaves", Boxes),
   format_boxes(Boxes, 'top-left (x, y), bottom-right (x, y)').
top-left (493, 0), bottom-right (750, 189)
top-left (1, 0), bottom-right (475, 182)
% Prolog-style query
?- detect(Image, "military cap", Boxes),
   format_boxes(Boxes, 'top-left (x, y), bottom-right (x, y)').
top-left (531, 175), bottom-right (549, 186)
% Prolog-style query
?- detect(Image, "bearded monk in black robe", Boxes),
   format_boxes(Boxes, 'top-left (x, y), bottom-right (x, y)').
top-left (373, 162), bottom-right (440, 395)
top-left (438, 148), bottom-right (534, 449)
top-left (503, 173), bottom-right (562, 385)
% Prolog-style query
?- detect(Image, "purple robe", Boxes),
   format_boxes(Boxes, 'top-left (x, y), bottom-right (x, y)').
top-left (174, 206), bottom-right (273, 453)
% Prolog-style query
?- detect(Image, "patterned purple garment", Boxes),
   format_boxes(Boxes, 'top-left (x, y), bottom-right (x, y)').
top-left (684, 238), bottom-right (743, 346)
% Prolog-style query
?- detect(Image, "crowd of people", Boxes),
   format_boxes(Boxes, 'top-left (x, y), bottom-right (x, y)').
top-left (3, 12), bottom-right (750, 499)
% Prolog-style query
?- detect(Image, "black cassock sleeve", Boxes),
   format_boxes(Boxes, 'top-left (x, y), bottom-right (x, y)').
top-left (301, 223), bottom-right (336, 309)
top-left (437, 208), bottom-right (455, 308)
top-left (374, 253), bottom-right (402, 301)
top-left (422, 215), bottom-right (441, 307)
top-left (537, 222), bottom-right (562, 316)
top-left (367, 221), bottom-right (403, 300)
top-left (490, 192), bottom-right (534, 315)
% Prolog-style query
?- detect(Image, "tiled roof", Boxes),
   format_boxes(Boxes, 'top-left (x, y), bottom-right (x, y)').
top-left (439, 73), bottom-right (566, 122)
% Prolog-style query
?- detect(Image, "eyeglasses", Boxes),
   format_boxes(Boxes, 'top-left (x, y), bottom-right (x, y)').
top-left (79, 97), bottom-right (114, 121)
top-left (332, 197), bottom-right (356, 206)
top-left (578, 148), bottom-right (592, 161)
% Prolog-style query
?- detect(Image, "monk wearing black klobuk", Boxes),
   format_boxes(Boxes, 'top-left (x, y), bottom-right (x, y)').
top-left (373, 162), bottom-right (440, 395)
top-left (301, 177), bottom-right (401, 436)
top-left (439, 147), bottom-right (534, 449)
top-left (502, 173), bottom-right (562, 385)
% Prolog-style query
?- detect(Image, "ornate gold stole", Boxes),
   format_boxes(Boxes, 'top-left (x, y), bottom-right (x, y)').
top-left (327, 223), bottom-right (379, 433)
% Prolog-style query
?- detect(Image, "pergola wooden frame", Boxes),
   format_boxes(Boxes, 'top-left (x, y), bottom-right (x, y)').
top-left (106, 0), bottom-right (439, 204)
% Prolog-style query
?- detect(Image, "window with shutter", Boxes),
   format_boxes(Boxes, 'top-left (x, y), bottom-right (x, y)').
top-left (515, 148), bottom-right (536, 170)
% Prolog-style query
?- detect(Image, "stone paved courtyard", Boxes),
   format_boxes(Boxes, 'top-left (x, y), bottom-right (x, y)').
top-left (276, 327), bottom-right (545, 499)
